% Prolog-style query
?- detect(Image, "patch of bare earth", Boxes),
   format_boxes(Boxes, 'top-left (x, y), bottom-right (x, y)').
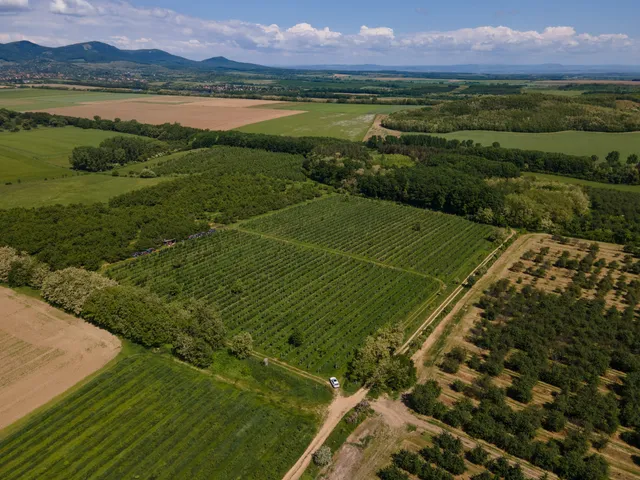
top-left (363, 114), bottom-right (402, 141)
top-left (33, 96), bottom-right (305, 130)
top-left (0, 287), bottom-right (121, 430)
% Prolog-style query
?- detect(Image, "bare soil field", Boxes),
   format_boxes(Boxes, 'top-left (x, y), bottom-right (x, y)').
top-left (34, 96), bottom-right (305, 130)
top-left (0, 287), bottom-right (121, 431)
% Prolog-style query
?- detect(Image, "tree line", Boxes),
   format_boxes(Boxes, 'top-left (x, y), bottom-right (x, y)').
top-left (70, 135), bottom-right (171, 172)
top-left (0, 246), bottom-right (254, 368)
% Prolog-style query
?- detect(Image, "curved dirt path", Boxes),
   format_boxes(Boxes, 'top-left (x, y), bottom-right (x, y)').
top-left (282, 388), bottom-right (368, 480)
top-left (363, 114), bottom-right (402, 141)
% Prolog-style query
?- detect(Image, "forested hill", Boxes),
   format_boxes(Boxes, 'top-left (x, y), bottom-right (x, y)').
top-left (0, 41), bottom-right (273, 72)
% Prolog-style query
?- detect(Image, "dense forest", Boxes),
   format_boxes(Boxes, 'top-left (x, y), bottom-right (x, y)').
top-left (382, 94), bottom-right (640, 133)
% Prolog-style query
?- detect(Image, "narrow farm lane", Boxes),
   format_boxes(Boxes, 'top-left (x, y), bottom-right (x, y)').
top-left (282, 388), bottom-right (368, 480)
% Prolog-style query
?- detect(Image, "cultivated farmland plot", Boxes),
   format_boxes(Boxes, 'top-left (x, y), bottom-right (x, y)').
top-left (242, 196), bottom-right (499, 283)
top-left (108, 197), bottom-right (498, 376)
top-left (0, 287), bottom-right (121, 430)
top-left (0, 355), bottom-right (318, 480)
top-left (108, 229), bottom-right (440, 375)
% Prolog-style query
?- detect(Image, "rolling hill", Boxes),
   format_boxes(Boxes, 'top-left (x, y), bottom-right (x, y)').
top-left (0, 40), bottom-right (272, 71)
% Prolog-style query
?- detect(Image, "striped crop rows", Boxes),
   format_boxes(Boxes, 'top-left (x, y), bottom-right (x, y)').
top-left (242, 196), bottom-right (498, 283)
top-left (0, 356), bottom-right (317, 480)
top-left (108, 229), bottom-right (438, 375)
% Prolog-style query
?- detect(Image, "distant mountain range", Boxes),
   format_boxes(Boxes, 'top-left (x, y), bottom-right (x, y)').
top-left (0, 40), bottom-right (272, 71)
top-left (2, 40), bottom-right (640, 76)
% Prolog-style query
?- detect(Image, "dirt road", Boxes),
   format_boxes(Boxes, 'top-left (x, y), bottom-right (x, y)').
top-left (282, 388), bottom-right (368, 480)
top-left (399, 230), bottom-right (515, 356)
top-left (411, 233), bottom-right (537, 376)
top-left (284, 232), bottom-right (516, 479)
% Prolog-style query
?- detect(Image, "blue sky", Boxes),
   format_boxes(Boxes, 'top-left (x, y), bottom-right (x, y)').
top-left (130, 0), bottom-right (640, 38)
top-left (1, 0), bottom-right (639, 65)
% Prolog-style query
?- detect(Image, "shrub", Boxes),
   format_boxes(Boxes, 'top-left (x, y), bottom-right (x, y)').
top-left (42, 268), bottom-right (116, 315)
top-left (288, 328), bottom-right (304, 347)
top-left (377, 465), bottom-right (409, 480)
top-left (229, 332), bottom-right (253, 359)
top-left (174, 333), bottom-right (214, 368)
top-left (466, 445), bottom-right (489, 465)
top-left (140, 168), bottom-right (157, 178)
top-left (405, 380), bottom-right (443, 415)
top-left (312, 445), bottom-right (332, 467)
top-left (0, 246), bottom-right (19, 283)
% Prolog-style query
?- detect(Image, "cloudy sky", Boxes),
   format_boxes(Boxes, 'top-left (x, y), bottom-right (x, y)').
top-left (1, 0), bottom-right (639, 65)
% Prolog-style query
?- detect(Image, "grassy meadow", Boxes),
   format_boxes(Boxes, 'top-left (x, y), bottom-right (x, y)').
top-left (0, 174), bottom-right (166, 209)
top-left (438, 130), bottom-right (640, 161)
top-left (0, 126), bottom-right (132, 183)
top-left (0, 354), bottom-right (327, 480)
top-left (0, 88), bottom-right (146, 111)
top-left (237, 103), bottom-right (417, 141)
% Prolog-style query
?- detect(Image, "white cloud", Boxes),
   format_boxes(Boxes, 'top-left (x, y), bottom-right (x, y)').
top-left (401, 25), bottom-right (633, 55)
top-left (50, 0), bottom-right (96, 16)
top-left (359, 25), bottom-right (394, 40)
top-left (0, 0), bottom-right (29, 13)
top-left (1, 1), bottom-right (636, 64)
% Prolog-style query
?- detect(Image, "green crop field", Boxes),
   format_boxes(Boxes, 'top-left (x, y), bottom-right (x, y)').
top-left (0, 174), bottom-right (167, 209)
top-left (0, 88), bottom-right (146, 111)
top-left (242, 196), bottom-right (498, 283)
top-left (437, 130), bottom-right (640, 161)
top-left (237, 103), bottom-right (416, 141)
top-left (0, 126), bottom-right (132, 183)
top-left (0, 354), bottom-right (323, 480)
top-left (108, 227), bottom-right (440, 375)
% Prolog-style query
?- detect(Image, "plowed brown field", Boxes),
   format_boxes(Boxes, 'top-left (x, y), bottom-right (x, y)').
top-left (35, 96), bottom-right (305, 130)
top-left (0, 287), bottom-right (121, 430)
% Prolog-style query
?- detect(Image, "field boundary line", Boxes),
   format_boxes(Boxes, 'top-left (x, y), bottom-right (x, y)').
top-left (398, 229), bottom-right (515, 354)
top-left (237, 226), bottom-right (443, 284)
